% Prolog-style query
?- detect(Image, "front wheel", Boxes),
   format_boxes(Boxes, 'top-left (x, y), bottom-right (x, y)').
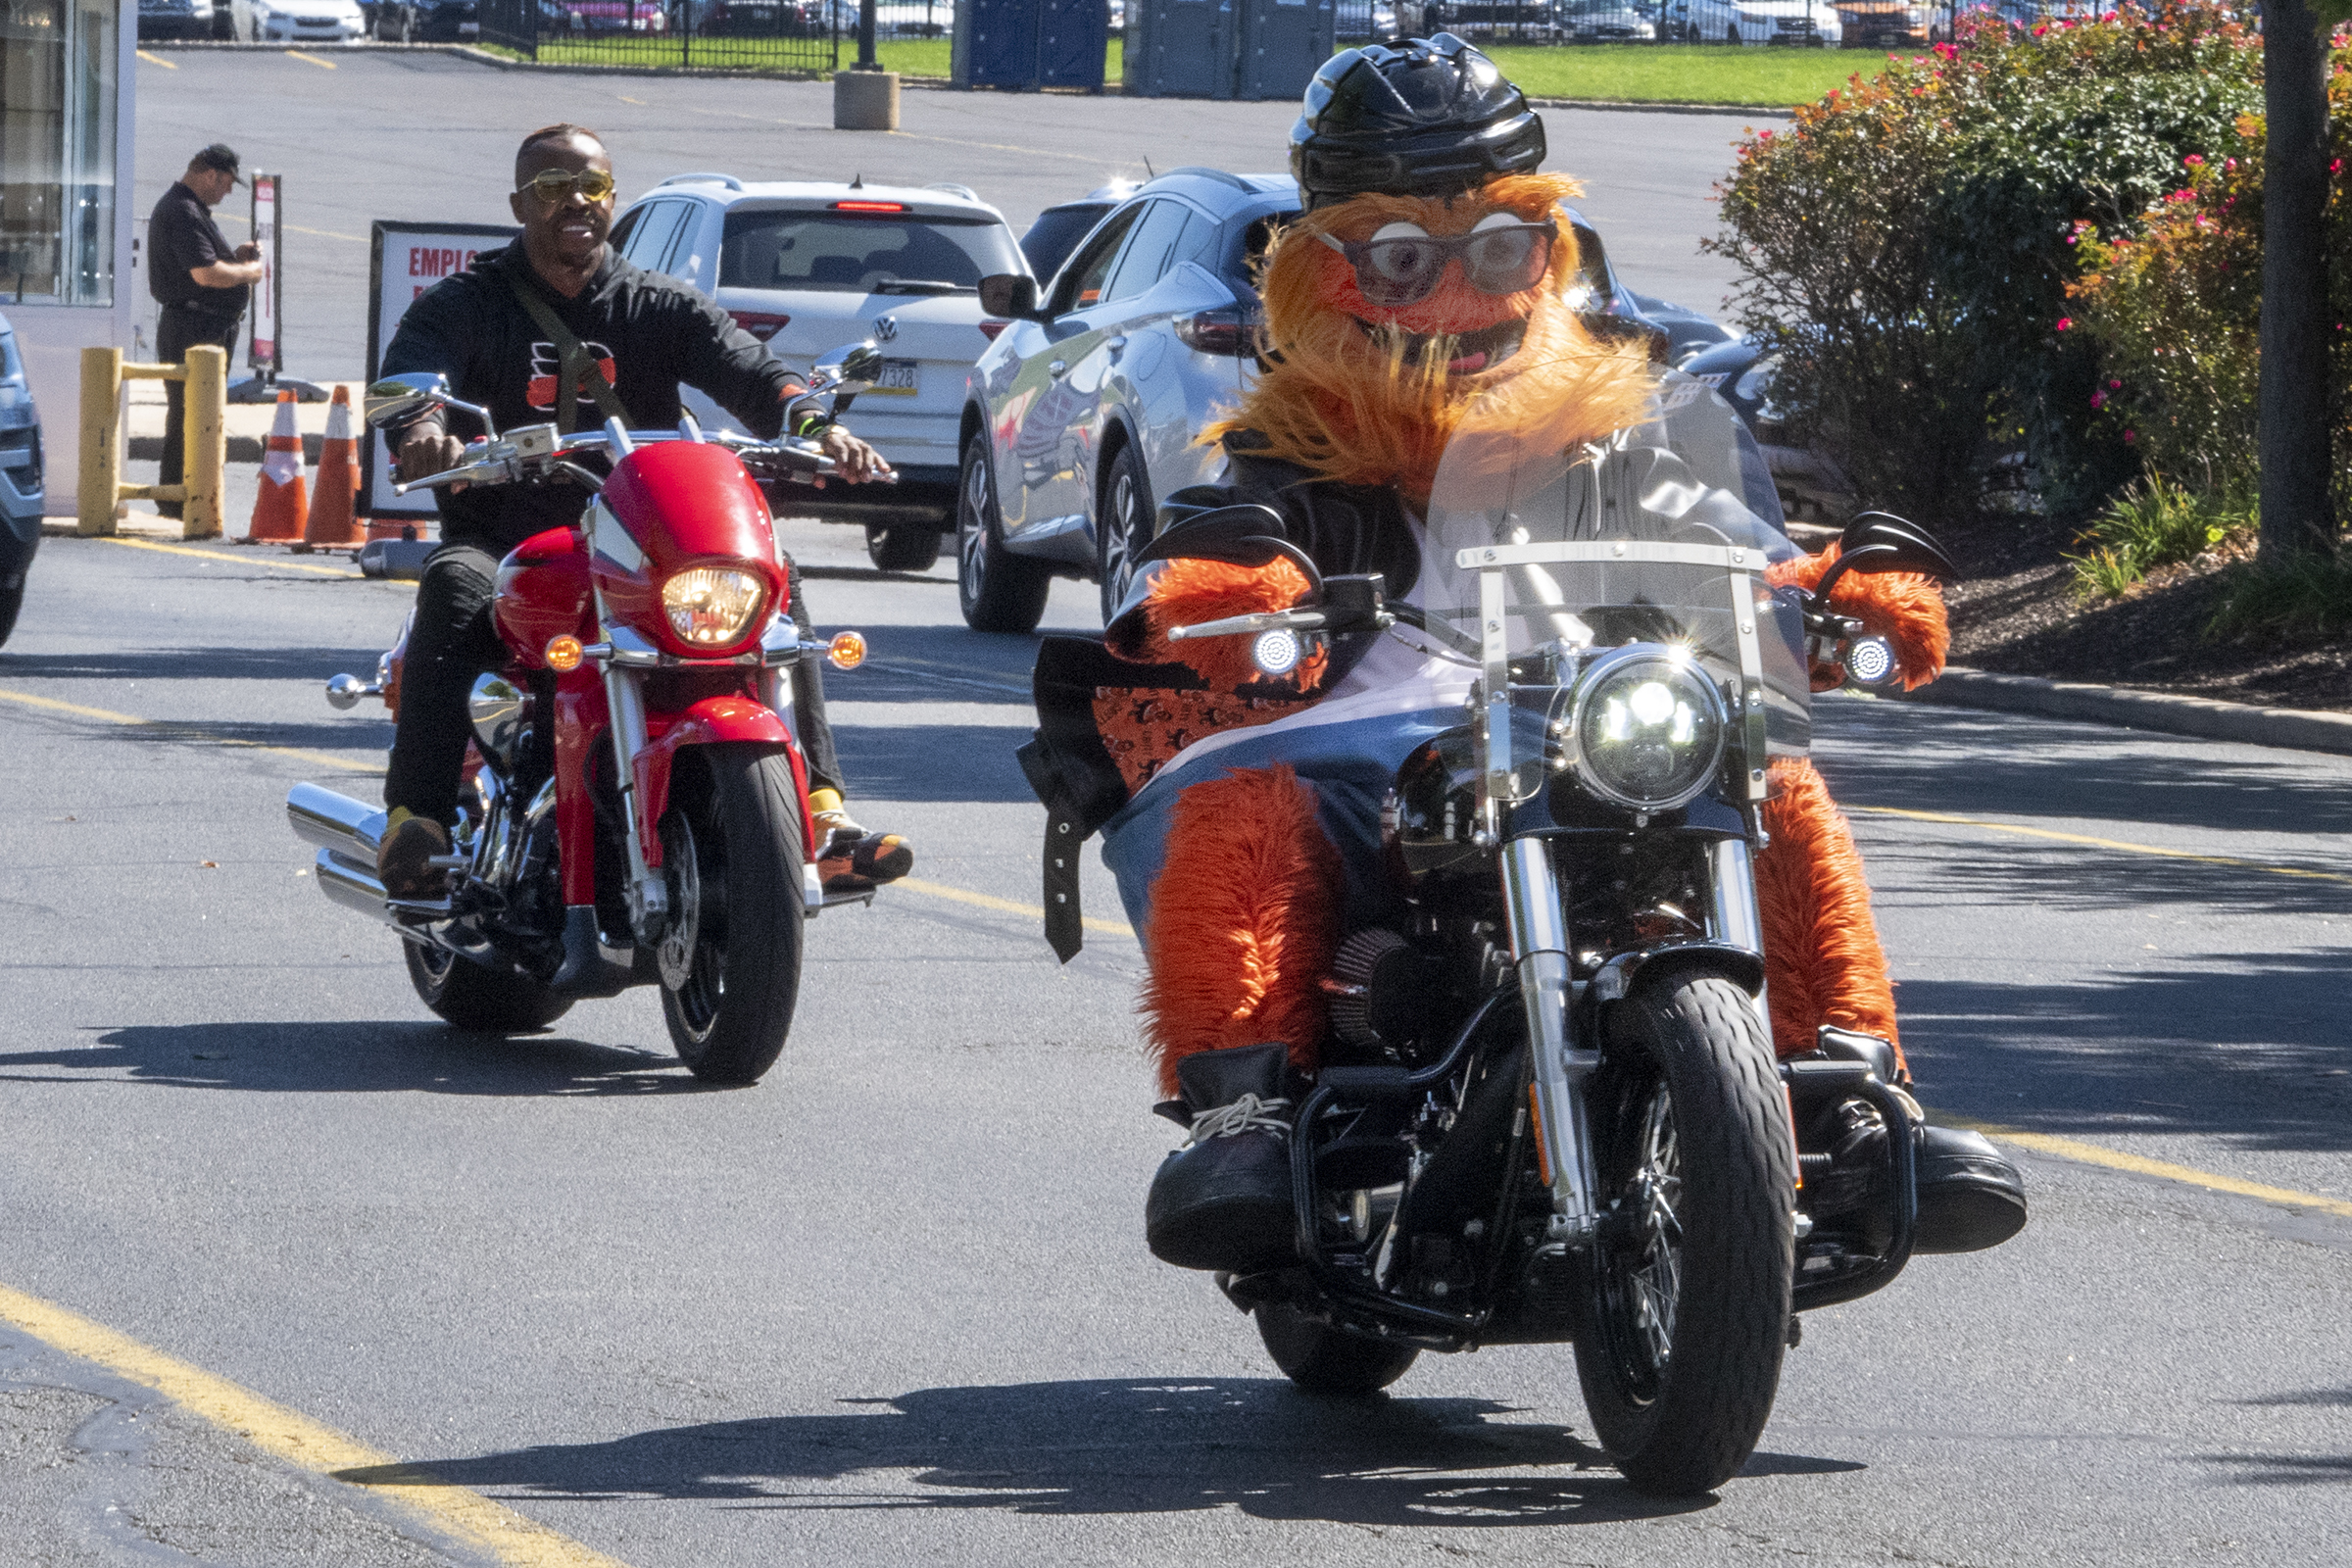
top-left (865, 522), bottom-right (944, 573)
top-left (655, 744), bottom-right (806, 1085)
top-left (404, 943), bottom-right (572, 1033)
top-left (1573, 972), bottom-right (1794, 1495)
top-left (1255, 1302), bottom-right (1420, 1396)
top-left (956, 436), bottom-right (1053, 634)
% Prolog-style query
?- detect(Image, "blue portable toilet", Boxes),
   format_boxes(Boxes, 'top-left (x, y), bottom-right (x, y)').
top-left (952, 0), bottom-right (1109, 90)
top-left (1128, 0), bottom-right (1334, 100)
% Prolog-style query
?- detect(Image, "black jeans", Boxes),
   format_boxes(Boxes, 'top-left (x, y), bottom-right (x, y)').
top-left (383, 542), bottom-right (845, 823)
top-left (155, 306), bottom-right (241, 518)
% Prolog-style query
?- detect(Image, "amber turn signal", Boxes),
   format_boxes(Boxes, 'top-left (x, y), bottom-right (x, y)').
top-left (544, 635), bottom-right (585, 672)
top-left (826, 630), bottom-right (867, 671)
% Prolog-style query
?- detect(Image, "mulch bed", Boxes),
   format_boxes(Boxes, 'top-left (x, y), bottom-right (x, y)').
top-left (1934, 514), bottom-right (2352, 712)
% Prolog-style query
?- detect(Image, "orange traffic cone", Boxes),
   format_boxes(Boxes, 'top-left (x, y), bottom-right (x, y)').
top-left (246, 389), bottom-right (308, 543)
top-left (302, 385), bottom-right (366, 548)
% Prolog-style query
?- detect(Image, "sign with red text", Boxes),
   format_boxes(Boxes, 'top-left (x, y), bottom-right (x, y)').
top-left (364, 220), bottom-right (521, 519)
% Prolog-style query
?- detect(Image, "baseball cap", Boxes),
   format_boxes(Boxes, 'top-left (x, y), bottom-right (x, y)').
top-left (190, 143), bottom-right (242, 181)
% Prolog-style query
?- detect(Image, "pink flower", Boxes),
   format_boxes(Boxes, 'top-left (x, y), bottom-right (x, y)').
top-left (2183, 154), bottom-right (2205, 168)
top-left (2033, 21), bottom-right (2046, 33)
top-left (2124, 430), bottom-right (2136, 444)
top-left (1934, 40), bottom-right (1958, 60)
top-left (2333, 158), bottom-right (2346, 175)
top-left (2090, 392), bottom-right (2107, 408)
top-left (2056, 318), bottom-right (2074, 331)
top-left (2110, 379), bottom-right (2122, 389)
top-left (2067, 232), bottom-right (2080, 244)
top-left (2168, 189), bottom-right (2195, 203)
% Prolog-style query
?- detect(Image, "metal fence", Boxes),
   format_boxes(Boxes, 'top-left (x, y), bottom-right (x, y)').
top-left (477, 0), bottom-right (844, 73)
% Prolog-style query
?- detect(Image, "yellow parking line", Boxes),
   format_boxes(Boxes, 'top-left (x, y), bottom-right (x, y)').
top-left (286, 49), bottom-right (338, 68)
top-left (0, 1283), bottom-right (632, 1568)
top-left (100, 534), bottom-right (361, 577)
top-left (1850, 805), bottom-right (2352, 887)
top-left (896, 875), bottom-right (1134, 939)
top-left (136, 48), bottom-right (178, 67)
top-left (1943, 1117), bottom-right (2352, 1222)
top-left (0, 686), bottom-right (375, 774)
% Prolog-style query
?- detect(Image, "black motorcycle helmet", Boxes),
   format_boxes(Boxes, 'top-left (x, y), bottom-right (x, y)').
top-left (1289, 33), bottom-right (1547, 212)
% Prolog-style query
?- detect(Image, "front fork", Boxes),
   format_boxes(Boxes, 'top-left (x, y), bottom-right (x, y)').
top-left (1504, 835), bottom-right (1769, 1242)
top-left (600, 662), bottom-right (668, 942)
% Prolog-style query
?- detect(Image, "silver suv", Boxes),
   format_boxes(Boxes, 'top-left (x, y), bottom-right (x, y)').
top-left (956, 169), bottom-right (1299, 630)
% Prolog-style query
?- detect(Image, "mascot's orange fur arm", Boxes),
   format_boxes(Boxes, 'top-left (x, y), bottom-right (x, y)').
top-left (1767, 545), bottom-right (1949, 691)
top-left (1755, 757), bottom-right (1906, 1076)
top-left (1110, 556), bottom-right (1326, 693)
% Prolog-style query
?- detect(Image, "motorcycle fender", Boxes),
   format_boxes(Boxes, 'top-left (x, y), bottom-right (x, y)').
top-left (1591, 942), bottom-right (1767, 1006)
top-left (631, 695), bottom-right (813, 865)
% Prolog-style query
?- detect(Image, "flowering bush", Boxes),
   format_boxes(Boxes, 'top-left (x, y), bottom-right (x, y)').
top-left (1709, 2), bottom-right (2261, 525)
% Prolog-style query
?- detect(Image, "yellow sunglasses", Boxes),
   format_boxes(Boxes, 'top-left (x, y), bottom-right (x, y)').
top-left (518, 168), bottom-right (615, 204)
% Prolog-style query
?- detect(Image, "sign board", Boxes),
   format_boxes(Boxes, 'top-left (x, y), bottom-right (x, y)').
top-left (248, 174), bottom-right (283, 374)
top-left (363, 220), bottom-right (521, 520)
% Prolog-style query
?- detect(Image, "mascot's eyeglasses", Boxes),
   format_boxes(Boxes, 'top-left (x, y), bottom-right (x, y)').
top-left (518, 168), bottom-right (615, 204)
top-left (1322, 219), bottom-right (1557, 308)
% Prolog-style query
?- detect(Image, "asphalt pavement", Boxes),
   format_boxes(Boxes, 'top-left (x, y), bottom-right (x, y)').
top-left (2, 517), bottom-right (2347, 1567)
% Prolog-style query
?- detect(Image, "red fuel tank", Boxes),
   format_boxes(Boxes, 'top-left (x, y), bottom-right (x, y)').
top-left (493, 526), bottom-right (593, 668)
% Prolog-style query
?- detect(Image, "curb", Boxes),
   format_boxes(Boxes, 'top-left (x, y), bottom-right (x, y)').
top-left (1525, 94), bottom-right (1793, 116)
top-left (1894, 665), bottom-right (2352, 759)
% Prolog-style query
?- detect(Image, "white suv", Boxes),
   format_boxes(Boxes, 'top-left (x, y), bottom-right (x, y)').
top-left (611, 174), bottom-right (1030, 570)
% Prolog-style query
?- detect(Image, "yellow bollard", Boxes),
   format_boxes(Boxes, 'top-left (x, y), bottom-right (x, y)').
top-left (179, 346), bottom-right (227, 541)
top-left (77, 346), bottom-right (123, 537)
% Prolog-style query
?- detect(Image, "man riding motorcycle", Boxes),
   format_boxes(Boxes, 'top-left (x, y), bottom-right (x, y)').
top-left (1023, 37), bottom-right (2029, 1275)
top-left (375, 122), bottom-right (912, 902)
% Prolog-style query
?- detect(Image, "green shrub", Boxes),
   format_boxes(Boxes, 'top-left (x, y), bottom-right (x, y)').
top-left (2208, 552), bottom-right (2352, 641)
top-left (1708, 3), bottom-right (2261, 527)
top-left (2067, 472), bottom-right (2252, 599)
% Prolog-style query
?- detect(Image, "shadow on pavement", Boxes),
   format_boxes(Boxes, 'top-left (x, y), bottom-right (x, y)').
top-left (332, 1379), bottom-right (1833, 1522)
top-left (0, 1021), bottom-right (716, 1098)
top-left (0, 646), bottom-right (391, 685)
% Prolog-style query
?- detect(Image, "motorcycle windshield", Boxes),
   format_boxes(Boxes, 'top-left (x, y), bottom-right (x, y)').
top-left (1418, 365), bottom-right (1813, 763)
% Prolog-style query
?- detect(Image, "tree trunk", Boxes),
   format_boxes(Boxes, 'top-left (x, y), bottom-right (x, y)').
top-left (2258, 0), bottom-right (2338, 564)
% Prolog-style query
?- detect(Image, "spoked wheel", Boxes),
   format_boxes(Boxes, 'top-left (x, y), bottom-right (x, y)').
top-left (956, 436), bottom-right (1053, 634)
top-left (1255, 1301), bottom-right (1419, 1396)
top-left (404, 941), bottom-right (571, 1033)
top-left (1095, 444), bottom-right (1150, 624)
top-left (655, 744), bottom-right (807, 1085)
top-left (1573, 972), bottom-right (1794, 1495)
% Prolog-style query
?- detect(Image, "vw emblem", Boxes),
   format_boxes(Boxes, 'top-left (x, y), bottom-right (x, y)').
top-left (871, 316), bottom-right (899, 343)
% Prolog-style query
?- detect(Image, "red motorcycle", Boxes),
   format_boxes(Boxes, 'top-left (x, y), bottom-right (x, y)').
top-left (287, 362), bottom-right (879, 1084)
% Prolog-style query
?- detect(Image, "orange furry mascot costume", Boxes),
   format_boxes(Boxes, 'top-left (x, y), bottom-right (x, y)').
top-left (1014, 36), bottom-right (2018, 1274)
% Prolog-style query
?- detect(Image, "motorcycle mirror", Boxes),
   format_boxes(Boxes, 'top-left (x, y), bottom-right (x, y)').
top-left (812, 341), bottom-right (882, 398)
top-left (364, 372), bottom-right (453, 429)
top-left (978, 273), bottom-right (1042, 321)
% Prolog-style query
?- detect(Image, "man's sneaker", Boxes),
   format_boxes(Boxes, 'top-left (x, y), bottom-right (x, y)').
top-left (376, 808), bottom-right (451, 901)
top-left (814, 808), bottom-right (912, 893)
top-left (1145, 1043), bottom-right (1300, 1274)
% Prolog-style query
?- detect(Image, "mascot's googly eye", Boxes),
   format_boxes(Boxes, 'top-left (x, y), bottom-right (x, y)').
top-left (1251, 630), bottom-right (1304, 677)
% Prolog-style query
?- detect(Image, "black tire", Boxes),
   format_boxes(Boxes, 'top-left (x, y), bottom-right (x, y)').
top-left (956, 436), bottom-right (1053, 634)
top-left (404, 943), bottom-right (572, 1033)
top-left (865, 522), bottom-right (944, 573)
top-left (1095, 442), bottom-right (1152, 625)
top-left (1255, 1302), bottom-right (1420, 1396)
top-left (0, 579), bottom-right (24, 648)
top-left (654, 744), bottom-right (806, 1085)
top-left (1572, 972), bottom-right (1794, 1496)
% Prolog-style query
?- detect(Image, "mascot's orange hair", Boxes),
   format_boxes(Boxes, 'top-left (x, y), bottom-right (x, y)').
top-left (1769, 544), bottom-right (1950, 692)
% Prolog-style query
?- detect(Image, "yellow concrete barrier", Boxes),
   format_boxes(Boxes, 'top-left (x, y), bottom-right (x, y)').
top-left (77, 344), bottom-right (226, 541)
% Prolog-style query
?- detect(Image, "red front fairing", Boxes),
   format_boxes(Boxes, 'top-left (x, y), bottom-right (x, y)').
top-left (495, 526), bottom-right (595, 667)
top-left (590, 443), bottom-right (788, 658)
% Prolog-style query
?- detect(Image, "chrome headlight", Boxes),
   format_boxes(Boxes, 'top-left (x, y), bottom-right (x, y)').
top-left (1567, 648), bottom-right (1729, 812)
top-left (662, 567), bottom-right (766, 647)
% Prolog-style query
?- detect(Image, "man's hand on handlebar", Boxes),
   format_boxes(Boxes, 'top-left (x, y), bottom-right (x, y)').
top-left (817, 426), bottom-right (892, 485)
top-left (396, 421), bottom-right (469, 492)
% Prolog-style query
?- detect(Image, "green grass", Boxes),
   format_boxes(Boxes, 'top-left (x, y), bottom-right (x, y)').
top-left (472, 32), bottom-right (1113, 79)
top-left (1483, 43), bottom-right (1887, 106)
top-left (2066, 473), bottom-right (2254, 602)
top-left (2207, 551), bottom-right (2352, 642)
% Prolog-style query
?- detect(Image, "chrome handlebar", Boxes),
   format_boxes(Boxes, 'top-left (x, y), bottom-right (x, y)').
top-left (391, 424), bottom-right (856, 496)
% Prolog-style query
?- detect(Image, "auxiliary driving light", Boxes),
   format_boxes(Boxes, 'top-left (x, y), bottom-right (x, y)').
top-left (1843, 633), bottom-right (1898, 688)
top-left (1250, 629), bottom-right (1302, 677)
top-left (826, 630), bottom-right (868, 670)
top-left (543, 635), bottom-right (585, 672)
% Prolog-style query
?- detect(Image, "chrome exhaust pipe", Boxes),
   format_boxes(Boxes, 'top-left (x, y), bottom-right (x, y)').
top-left (314, 847), bottom-right (395, 921)
top-left (289, 782), bottom-right (385, 861)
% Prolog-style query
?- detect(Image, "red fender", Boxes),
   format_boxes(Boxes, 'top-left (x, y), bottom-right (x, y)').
top-left (631, 694), bottom-right (812, 866)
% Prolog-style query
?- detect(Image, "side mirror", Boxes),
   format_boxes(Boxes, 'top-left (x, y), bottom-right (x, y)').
top-left (978, 272), bottom-right (1043, 321)
top-left (1809, 511), bottom-right (1957, 608)
top-left (364, 372), bottom-right (452, 428)
top-left (810, 341), bottom-right (882, 398)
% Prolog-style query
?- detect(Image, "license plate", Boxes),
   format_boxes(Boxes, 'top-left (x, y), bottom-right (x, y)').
top-left (868, 359), bottom-right (919, 396)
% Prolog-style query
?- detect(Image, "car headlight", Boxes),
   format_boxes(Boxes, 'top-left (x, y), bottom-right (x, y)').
top-left (662, 567), bottom-right (766, 647)
top-left (1567, 649), bottom-right (1728, 812)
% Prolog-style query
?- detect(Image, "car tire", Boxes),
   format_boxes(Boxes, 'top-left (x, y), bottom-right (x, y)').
top-left (1726, 24), bottom-right (1740, 43)
top-left (0, 579), bottom-right (24, 649)
top-left (865, 523), bottom-right (943, 573)
top-left (956, 436), bottom-right (1053, 635)
top-left (1094, 442), bottom-right (1152, 625)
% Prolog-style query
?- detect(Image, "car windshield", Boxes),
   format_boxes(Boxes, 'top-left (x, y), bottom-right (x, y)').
top-left (1019, 205), bottom-right (1110, 286)
top-left (718, 211), bottom-right (1022, 294)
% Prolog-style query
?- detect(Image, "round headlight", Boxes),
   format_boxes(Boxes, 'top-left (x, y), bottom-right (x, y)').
top-left (662, 567), bottom-right (766, 647)
top-left (1569, 650), bottom-right (1729, 812)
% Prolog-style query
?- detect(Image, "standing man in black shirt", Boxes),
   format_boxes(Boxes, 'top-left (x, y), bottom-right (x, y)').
top-left (375, 122), bottom-right (910, 902)
top-left (147, 144), bottom-right (263, 519)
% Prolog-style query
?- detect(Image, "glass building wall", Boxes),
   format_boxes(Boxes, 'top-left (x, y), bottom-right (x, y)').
top-left (1, 0), bottom-right (119, 308)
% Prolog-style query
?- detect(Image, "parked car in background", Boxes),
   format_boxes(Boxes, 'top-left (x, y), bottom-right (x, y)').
top-left (136, 0), bottom-right (220, 39)
top-left (1664, 0), bottom-right (1840, 41)
top-left (230, 0), bottom-right (366, 39)
top-left (542, 0), bottom-right (665, 28)
top-left (612, 173), bottom-right (1028, 569)
top-left (1835, 0), bottom-right (1931, 45)
top-left (372, 0), bottom-right (477, 37)
top-left (957, 168), bottom-right (1298, 630)
top-left (1422, 0), bottom-right (1557, 37)
top-left (1561, 0), bottom-right (1655, 40)
top-left (1017, 180), bottom-right (1141, 284)
top-left (0, 314), bottom-right (43, 649)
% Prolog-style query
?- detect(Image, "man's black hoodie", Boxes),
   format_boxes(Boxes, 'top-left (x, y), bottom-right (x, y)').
top-left (381, 240), bottom-right (799, 553)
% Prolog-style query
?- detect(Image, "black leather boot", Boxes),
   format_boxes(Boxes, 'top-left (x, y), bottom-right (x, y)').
top-left (1145, 1043), bottom-right (1299, 1274)
top-left (1913, 1126), bottom-right (2029, 1253)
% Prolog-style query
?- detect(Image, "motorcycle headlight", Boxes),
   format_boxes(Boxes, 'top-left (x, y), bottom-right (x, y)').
top-left (1567, 649), bottom-right (1729, 812)
top-left (662, 567), bottom-right (766, 647)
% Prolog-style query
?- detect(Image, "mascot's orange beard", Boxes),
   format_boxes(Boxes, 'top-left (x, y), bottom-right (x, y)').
top-left (1202, 172), bottom-right (1656, 505)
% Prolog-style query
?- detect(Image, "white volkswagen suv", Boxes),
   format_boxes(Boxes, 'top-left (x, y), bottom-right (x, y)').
top-left (611, 175), bottom-right (1030, 570)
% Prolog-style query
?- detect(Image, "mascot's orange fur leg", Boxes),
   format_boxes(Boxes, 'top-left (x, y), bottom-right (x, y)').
top-left (1755, 757), bottom-right (1904, 1072)
top-left (1141, 764), bottom-right (1342, 1099)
